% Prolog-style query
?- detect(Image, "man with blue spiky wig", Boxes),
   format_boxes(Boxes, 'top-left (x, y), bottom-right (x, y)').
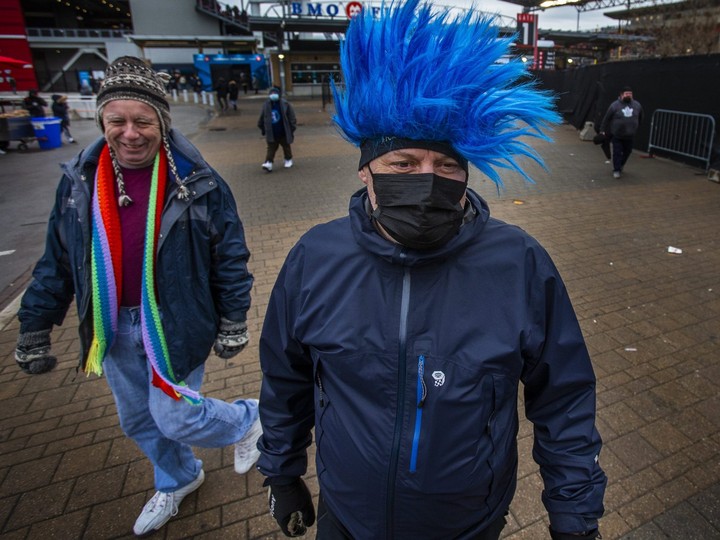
top-left (256, 1), bottom-right (606, 538)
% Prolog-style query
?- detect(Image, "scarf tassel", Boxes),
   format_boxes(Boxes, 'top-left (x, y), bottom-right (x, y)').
top-left (86, 339), bottom-right (105, 377)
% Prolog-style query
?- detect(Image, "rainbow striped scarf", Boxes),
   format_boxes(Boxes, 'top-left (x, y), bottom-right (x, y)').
top-left (86, 145), bottom-right (202, 404)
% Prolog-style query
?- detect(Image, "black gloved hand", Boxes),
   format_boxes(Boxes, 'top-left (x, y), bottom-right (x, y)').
top-left (549, 527), bottom-right (601, 540)
top-left (213, 318), bottom-right (249, 359)
top-left (15, 329), bottom-right (57, 374)
top-left (268, 478), bottom-right (316, 537)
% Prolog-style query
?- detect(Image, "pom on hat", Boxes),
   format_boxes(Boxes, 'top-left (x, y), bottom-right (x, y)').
top-left (96, 56), bottom-right (172, 135)
top-left (332, 0), bottom-right (561, 185)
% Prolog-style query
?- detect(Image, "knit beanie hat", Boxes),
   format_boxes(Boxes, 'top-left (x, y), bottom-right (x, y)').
top-left (96, 56), bottom-right (172, 136)
top-left (95, 56), bottom-right (189, 206)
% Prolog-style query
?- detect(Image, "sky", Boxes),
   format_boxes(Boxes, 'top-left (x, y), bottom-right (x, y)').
top-left (470, 0), bottom-right (623, 32)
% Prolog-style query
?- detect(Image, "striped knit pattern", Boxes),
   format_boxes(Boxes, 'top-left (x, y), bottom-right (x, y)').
top-left (140, 152), bottom-right (203, 404)
top-left (86, 145), bottom-right (203, 404)
top-left (86, 146), bottom-right (122, 376)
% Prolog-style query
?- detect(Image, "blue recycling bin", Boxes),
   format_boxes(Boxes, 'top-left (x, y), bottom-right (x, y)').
top-left (31, 116), bottom-right (62, 150)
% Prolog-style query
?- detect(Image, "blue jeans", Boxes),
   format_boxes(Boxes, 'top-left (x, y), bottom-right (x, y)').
top-left (103, 307), bottom-right (258, 492)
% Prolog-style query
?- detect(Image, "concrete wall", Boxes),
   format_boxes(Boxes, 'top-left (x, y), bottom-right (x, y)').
top-left (129, 0), bottom-right (219, 35)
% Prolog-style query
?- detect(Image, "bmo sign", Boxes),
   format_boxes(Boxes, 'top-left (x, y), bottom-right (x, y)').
top-left (290, 2), bottom-right (376, 18)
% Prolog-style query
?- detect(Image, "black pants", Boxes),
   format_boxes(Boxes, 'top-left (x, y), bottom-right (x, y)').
top-left (265, 137), bottom-right (293, 162)
top-left (611, 136), bottom-right (634, 172)
top-left (316, 494), bottom-right (507, 540)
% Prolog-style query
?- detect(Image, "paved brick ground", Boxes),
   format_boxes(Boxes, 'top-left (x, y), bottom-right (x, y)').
top-left (1, 96), bottom-right (719, 539)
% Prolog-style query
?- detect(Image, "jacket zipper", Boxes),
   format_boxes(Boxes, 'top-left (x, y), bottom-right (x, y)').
top-left (410, 354), bottom-right (427, 473)
top-left (386, 262), bottom-right (411, 539)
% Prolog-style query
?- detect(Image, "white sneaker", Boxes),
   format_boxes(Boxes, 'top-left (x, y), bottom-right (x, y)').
top-left (235, 400), bottom-right (262, 474)
top-left (284, 159), bottom-right (293, 168)
top-left (133, 469), bottom-right (205, 536)
top-left (262, 161), bottom-right (273, 172)
top-left (613, 171), bottom-right (621, 179)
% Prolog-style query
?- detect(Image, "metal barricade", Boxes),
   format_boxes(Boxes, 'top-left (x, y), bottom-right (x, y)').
top-left (648, 109), bottom-right (716, 171)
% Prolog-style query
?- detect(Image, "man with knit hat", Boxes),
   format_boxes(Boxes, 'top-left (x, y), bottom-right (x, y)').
top-left (257, 2), bottom-right (606, 539)
top-left (15, 56), bottom-right (262, 536)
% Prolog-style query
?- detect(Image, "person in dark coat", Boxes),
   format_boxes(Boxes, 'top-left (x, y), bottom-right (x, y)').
top-left (214, 77), bottom-right (228, 111)
top-left (600, 87), bottom-right (643, 179)
top-left (23, 89), bottom-right (47, 117)
top-left (256, 2), bottom-right (606, 539)
top-left (228, 79), bottom-right (239, 110)
top-left (257, 86), bottom-right (296, 172)
top-left (15, 57), bottom-right (262, 537)
top-left (51, 94), bottom-right (76, 143)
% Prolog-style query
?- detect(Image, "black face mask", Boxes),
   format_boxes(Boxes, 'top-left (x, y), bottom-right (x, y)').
top-left (370, 171), bottom-right (467, 251)
top-left (622, 96), bottom-right (632, 103)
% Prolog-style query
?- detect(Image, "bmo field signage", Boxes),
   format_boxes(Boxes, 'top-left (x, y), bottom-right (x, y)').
top-left (289, 1), bottom-right (384, 18)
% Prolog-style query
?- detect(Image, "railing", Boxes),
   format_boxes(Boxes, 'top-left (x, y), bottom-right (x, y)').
top-left (27, 27), bottom-right (130, 40)
top-left (647, 109), bottom-right (716, 172)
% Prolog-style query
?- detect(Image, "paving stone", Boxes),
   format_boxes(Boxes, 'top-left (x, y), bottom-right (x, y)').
top-left (4, 480), bottom-right (74, 530)
top-left (652, 501), bottom-right (720, 539)
top-left (1, 100), bottom-right (719, 538)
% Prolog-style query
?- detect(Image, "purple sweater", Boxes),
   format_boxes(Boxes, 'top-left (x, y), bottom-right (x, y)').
top-left (115, 165), bottom-right (153, 306)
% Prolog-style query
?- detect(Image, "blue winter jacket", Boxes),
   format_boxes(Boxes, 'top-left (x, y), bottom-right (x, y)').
top-left (258, 188), bottom-right (606, 539)
top-left (18, 130), bottom-right (253, 381)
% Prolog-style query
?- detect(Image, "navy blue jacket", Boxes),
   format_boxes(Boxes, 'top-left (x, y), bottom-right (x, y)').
top-left (258, 188), bottom-right (605, 538)
top-left (18, 130), bottom-right (253, 381)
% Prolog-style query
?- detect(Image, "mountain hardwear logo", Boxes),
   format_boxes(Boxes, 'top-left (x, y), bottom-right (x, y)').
top-left (432, 371), bottom-right (445, 387)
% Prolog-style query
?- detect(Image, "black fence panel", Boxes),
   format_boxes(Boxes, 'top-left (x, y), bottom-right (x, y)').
top-left (535, 54), bottom-right (720, 169)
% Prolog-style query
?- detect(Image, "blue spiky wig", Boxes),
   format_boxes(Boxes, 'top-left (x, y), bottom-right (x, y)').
top-left (332, 0), bottom-right (561, 185)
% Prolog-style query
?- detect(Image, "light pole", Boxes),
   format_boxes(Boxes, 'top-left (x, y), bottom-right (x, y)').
top-left (278, 53), bottom-right (286, 95)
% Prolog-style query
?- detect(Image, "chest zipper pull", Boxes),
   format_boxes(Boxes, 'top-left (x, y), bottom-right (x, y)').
top-left (315, 371), bottom-right (325, 408)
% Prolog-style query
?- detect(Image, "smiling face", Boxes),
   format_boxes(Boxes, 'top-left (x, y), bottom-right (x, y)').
top-left (102, 100), bottom-right (162, 169)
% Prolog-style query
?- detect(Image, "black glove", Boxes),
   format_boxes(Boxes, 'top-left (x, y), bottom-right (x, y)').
top-left (15, 329), bottom-right (57, 375)
top-left (213, 318), bottom-right (249, 359)
top-left (268, 478), bottom-right (316, 537)
top-left (549, 527), bottom-right (601, 540)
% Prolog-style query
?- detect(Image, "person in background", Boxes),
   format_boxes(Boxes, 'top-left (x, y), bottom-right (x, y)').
top-left (228, 79), bottom-right (240, 111)
top-left (240, 71), bottom-right (250, 95)
top-left (214, 76), bottom-right (229, 112)
top-left (256, 1), bottom-right (606, 539)
top-left (600, 87), bottom-right (643, 179)
top-left (51, 94), bottom-right (76, 144)
top-left (7, 73), bottom-right (17, 94)
top-left (257, 86), bottom-right (296, 172)
top-left (15, 56), bottom-right (262, 537)
top-left (23, 89), bottom-right (47, 117)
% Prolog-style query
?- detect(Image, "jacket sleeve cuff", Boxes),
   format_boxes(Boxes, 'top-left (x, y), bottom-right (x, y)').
top-left (549, 513), bottom-right (598, 535)
top-left (262, 476), bottom-right (301, 487)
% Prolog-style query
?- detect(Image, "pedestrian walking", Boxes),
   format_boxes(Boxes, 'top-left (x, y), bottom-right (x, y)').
top-left (14, 56), bottom-right (261, 537)
top-left (600, 87), bottom-right (643, 179)
top-left (228, 79), bottom-right (239, 110)
top-left (256, 2), bottom-right (606, 539)
top-left (239, 71), bottom-right (249, 95)
top-left (214, 76), bottom-right (229, 112)
top-left (258, 86), bottom-right (296, 172)
top-left (51, 94), bottom-right (76, 143)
